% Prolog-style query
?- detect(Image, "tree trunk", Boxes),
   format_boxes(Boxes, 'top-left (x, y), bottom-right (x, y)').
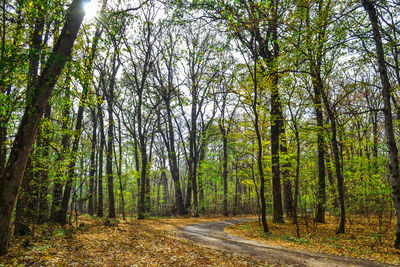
top-left (88, 109), bottom-right (97, 216)
top-left (105, 66), bottom-right (116, 219)
top-left (280, 128), bottom-right (294, 220)
top-left (252, 49), bottom-right (268, 234)
top-left (313, 74), bottom-right (326, 223)
top-left (138, 146), bottom-right (147, 219)
top-left (362, 0), bottom-right (400, 248)
top-left (188, 89), bottom-right (198, 216)
top-left (137, 83), bottom-right (147, 219)
top-left (164, 102), bottom-right (186, 215)
top-left (293, 126), bottom-right (301, 238)
top-left (115, 114), bottom-right (125, 220)
top-left (221, 127), bottom-right (229, 216)
top-left (0, 0), bottom-right (84, 254)
top-left (97, 102), bottom-right (105, 217)
top-left (269, 4), bottom-right (284, 224)
top-left (322, 92), bottom-right (345, 234)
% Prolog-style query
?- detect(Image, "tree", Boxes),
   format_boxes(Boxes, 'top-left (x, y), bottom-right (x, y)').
top-left (0, 0), bottom-right (85, 255)
top-left (361, 0), bottom-right (400, 248)
top-left (152, 27), bottom-right (187, 215)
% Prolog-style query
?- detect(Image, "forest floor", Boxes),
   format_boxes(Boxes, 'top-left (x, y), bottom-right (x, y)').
top-left (0, 215), bottom-right (262, 266)
top-left (225, 215), bottom-right (400, 266)
top-left (0, 215), bottom-right (398, 266)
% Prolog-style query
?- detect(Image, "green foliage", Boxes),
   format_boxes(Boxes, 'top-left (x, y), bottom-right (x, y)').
top-left (282, 234), bottom-right (310, 244)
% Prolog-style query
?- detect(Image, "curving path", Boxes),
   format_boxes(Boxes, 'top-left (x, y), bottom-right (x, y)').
top-left (180, 218), bottom-right (396, 267)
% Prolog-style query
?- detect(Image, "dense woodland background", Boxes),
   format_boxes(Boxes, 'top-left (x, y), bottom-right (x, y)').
top-left (1, 0), bottom-right (400, 255)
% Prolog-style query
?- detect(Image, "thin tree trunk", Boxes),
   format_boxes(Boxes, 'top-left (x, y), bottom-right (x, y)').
top-left (105, 66), bottom-right (116, 219)
top-left (163, 100), bottom-right (186, 215)
top-left (252, 48), bottom-right (268, 234)
top-left (280, 128), bottom-right (294, 220)
top-left (115, 114), bottom-right (125, 220)
top-left (222, 129), bottom-right (229, 217)
top-left (293, 128), bottom-right (301, 237)
top-left (321, 92), bottom-right (345, 234)
top-left (313, 74), bottom-right (326, 223)
top-left (97, 103), bottom-right (105, 218)
top-left (88, 109), bottom-right (97, 216)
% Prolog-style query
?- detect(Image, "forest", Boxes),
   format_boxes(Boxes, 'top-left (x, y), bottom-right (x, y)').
top-left (0, 0), bottom-right (400, 264)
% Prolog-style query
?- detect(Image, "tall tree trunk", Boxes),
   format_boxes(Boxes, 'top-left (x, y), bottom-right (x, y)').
top-left (271, 78), bottom-right (284, 224)
top-left (322, 92), bottom-right (345, 234)
top-left (163, 102), bottom-right (186, 214)
top-left (0, 0), bottom-right (84, 254)
top-left (292, 125), bottom-right (301, 238)
top-left (97, 103), bottom-right (105, 217)
top-left (198, 139), bottom-right (207, 214)
top-left (88, 109), bottom-right (97, 216)
top-left (234, 160), bottom-right (239, 216)
top-left (115, 114), bottom-right (125, 220)
top-left (185, 169), bottom-right (192, 210)
top-left (269, 2), bottom-right (284, 224)
top-left (188, 89), bottom-right (198, 216)
top-left (138, 145), bottom-right (147, 219)
top-left (252, 49), bottom-right (268, 234)
top-left (313, 74), bottom-right (326, 223)
top-left (161, 171), bottom-right (169, 211)
top-left (37, 105), bottom-right (51, 223)
top-left (137, 83), bottom-right (147, 219)
top-left (362, 0), bottom-right (400, 248)
top-left (280, 128), bottom-right (294, 220)
top-left (105, 65), bottom-right (117, 219)
top-left (221, 127), bottom-right (229, 216)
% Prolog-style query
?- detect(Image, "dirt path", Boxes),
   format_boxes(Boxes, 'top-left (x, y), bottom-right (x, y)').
top-left (180, 218), bottom-right (395, 267)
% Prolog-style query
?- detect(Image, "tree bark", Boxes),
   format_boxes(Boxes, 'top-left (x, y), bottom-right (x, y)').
top-left (269, 2), bottom-right (284, 224)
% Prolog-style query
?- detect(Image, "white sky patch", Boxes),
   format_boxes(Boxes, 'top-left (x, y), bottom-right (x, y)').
top-left (84, 0), bottom-right (100, 21)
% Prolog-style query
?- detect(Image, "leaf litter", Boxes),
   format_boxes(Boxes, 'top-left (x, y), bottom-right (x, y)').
top-left (0, 215), bottom-right (262, 266)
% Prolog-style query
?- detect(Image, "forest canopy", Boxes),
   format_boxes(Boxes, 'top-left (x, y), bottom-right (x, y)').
top-left (0, 0), bottom-right (400, 256)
